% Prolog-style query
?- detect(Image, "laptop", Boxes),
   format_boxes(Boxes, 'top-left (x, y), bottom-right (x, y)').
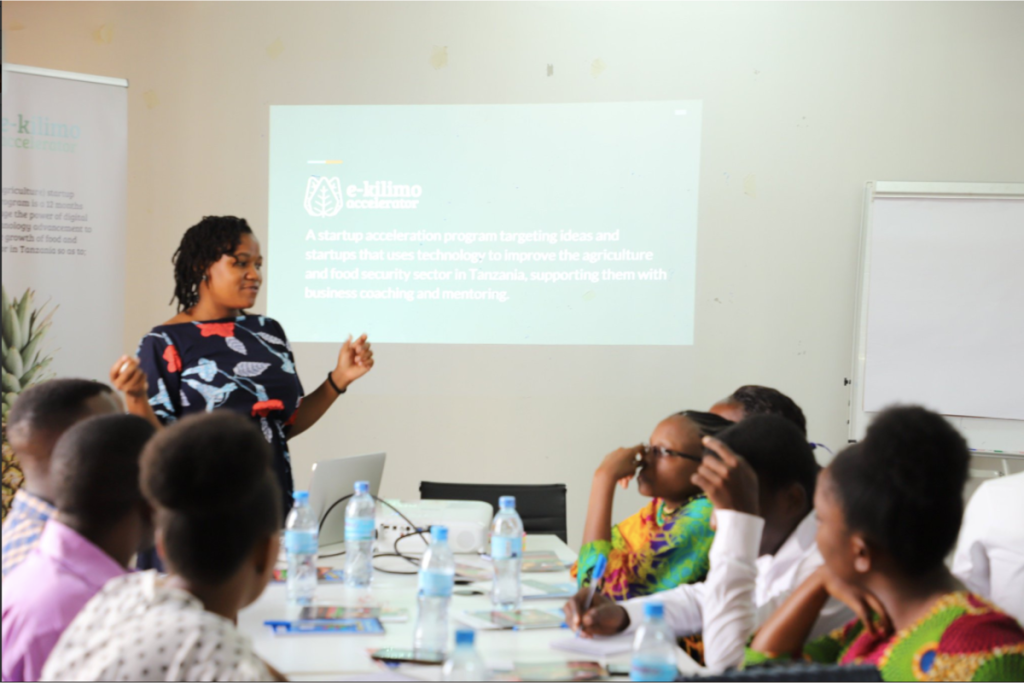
top-left (308, 452), bottom-right (386, 546)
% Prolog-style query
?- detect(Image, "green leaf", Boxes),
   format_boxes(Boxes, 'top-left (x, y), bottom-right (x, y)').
top-left (5, 349), bottom-right (23, 379)
top-left (16, 291), bottom-right (32, 336)
top-left (1, 370), bottom-right (21, 394)
top-left (1, 306), bottom-right (16, 350)
top-left (20, 333), bottom-right (45, 368)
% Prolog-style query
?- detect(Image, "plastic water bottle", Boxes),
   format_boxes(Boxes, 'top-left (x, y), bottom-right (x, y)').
top-left (413, 525), bottom-right (456, 655)
top-left (284, 490), bottom-right (318, 607)
top-left (443, 629), bottom-right (487, 681)
top-left (490, 496), bottom-right (524, 610)
top-left (630, 602), bottom-right (678, 682)
top-left (344, 480), bottom-right (376, 589)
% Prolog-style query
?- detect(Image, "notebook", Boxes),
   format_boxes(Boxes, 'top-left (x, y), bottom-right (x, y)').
top-left (550, 632), bottom-right (635, 657)
top-left (298, 605), bottom-right (409, 623)
top-left (264, 617), bottom-right (384, 635)
top-left (522, 579), bottom-right (578, 600)
top-left (456, 608), bottom-right (566, 631)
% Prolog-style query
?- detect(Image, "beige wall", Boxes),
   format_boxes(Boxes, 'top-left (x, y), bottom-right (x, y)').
top-left (4, 1), bottom-right (1023, 548)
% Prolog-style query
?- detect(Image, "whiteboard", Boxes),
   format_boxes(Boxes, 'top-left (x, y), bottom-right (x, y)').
top-left (849, 182), bottom-right (1024, 457)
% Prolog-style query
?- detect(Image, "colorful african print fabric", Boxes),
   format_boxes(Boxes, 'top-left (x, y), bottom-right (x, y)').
top-left (137, 315), bottom-right (304, 514)
top-left (745, 591), bottom-right (1024, 681)
top-left (571, 495), bottom-right (714, 601)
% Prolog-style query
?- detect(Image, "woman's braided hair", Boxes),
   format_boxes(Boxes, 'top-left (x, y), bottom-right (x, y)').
top-left (171, 216), bottom-right (252, 312)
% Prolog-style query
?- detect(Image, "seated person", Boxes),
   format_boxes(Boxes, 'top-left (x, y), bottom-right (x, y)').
top-left (41, 412), bottom-right (285, 682)
top-left (748, 406), bottom-right (1024, 682)
top-left (565, 415), bottom-right (849, 671)
top-left (2, 414), bottom-right (155, 682)
top-left (709, 385), bottom-right (807, 435)
top-left (953, 471), bottom-right (1024, 625)
top-left (2, 379), bottom-right (122, 577)
top-left (572, 410), bottom-right (734, 601)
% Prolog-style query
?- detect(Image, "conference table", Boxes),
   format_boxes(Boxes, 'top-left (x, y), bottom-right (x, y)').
top-left (238, 534), bottom-right (703, 681)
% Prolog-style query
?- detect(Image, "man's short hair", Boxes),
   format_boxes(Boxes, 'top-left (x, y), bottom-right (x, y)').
top-left (8, 379), bottom-right (114, 440)
top-left (52, 414), bottom-right (156, 527)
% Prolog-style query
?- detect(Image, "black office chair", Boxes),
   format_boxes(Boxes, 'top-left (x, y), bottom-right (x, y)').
top-left (419, 481), bottom-right (568, 544)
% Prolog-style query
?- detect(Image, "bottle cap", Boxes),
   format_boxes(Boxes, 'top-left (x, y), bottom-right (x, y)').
top-left (455, 629), bottom-right (475, 646)
top-left (498, 496), bottom-right (516, 510)
top-left (354, 481), bottom-right (369, 494)
top-left (293, 490), bottom-right (309, 503)
top-left (644, 602), bottom-right (664, 619)
top-left (431, 525), bottom-right (448, 542)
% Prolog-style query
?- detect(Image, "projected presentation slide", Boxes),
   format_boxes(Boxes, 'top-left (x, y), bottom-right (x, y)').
top-left (268, 102), bottom-right (702, 345)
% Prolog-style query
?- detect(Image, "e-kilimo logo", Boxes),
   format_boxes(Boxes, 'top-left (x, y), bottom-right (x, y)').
top-left (304, 174), bottom-right (422, 218)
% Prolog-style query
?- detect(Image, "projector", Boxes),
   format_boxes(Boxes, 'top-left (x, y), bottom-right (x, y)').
top-left (376, 499), bottom-right (493, 555)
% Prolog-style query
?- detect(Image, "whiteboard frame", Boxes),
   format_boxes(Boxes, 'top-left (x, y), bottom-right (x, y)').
top-left (848, 181), bottom-right (1024, 457)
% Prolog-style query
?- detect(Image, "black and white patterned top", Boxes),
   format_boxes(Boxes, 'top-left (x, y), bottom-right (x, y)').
top-left (41, 571), bottom-right (271, 682)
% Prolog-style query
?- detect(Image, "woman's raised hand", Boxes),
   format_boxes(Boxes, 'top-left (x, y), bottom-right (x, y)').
top-left (109, 355), bottom-right (148, 399)
top-left (692, 436), bottom-right (760, 515)
top-left (597, 444), bottom-right (645, 485)
top-left (332, 334), bottom-right (375, 389)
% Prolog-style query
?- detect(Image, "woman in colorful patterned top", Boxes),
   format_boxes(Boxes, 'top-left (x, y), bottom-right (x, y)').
top-left (747, 406), bottom-right (1024, 681)
top-left (110, 216), bottom-right (374, 514)
top-left (572, 411), bottom-right (734, 601)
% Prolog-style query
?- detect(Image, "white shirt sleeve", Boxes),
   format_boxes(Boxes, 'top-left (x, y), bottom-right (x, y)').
top-left (699, 510), bottom-right (764, 673)
top-left (621, 581), bottom-right (707, 637)
top-left (952, 486), bottom-right (992, 598)
top-left (751, 546), bottom-right (850, 644)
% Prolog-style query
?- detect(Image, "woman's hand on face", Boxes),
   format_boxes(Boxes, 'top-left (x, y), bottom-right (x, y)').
top-left (691, 436), bottom-right (760, 516)
top-left (817, 566), bottom-right (892, 637)
top-left (596, 445), bottom-right (644, 484)
top-left (109, 355), bottom-right (148, 400)
top-left (332, 334), bottom-right (375, 389)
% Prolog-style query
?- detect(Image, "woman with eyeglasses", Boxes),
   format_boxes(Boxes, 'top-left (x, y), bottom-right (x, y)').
top-left (571, 411), bottom-right (735, 602)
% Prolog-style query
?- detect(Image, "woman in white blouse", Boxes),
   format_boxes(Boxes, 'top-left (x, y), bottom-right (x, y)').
top-left (43, 412), bottom-right (285, 682)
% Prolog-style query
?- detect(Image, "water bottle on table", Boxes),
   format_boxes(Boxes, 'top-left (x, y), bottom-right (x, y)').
top-left (284, 490), bottom-right (318, 607)
top-left (490, 495), bottom-right (524, 610)
top-left (630, 602), bottom-right (678, 682)
top-left (414, 525), bottom-right (456, 656)
top-left (345, 480), bottom-right (376, 589)
top-left (443, 629), bottom-right (487, 681)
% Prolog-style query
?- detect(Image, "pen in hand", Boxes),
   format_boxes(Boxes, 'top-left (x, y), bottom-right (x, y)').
top-left (576, 554), bottom-right (608, 637)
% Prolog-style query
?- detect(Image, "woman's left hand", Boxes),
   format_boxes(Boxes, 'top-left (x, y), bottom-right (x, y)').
top-left (817, 566), bottom-right (893, 637)
top-left (331, 334), bottom-right (375, 390)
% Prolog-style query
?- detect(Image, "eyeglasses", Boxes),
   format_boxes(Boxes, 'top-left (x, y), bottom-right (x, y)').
top-left (644, 444), bottom-right (705, 464)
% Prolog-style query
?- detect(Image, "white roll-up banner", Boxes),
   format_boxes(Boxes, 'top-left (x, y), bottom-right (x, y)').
top-left (1, 67), bottom-right (127, 515)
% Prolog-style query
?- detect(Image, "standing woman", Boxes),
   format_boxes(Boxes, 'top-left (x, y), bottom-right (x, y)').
top-left (111, 216), bottom-right (373, 513)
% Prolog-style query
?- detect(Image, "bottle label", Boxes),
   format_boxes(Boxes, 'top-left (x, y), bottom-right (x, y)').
top-left (490, 535), bottom-right (522, 560)
top-left (345, 517), bottom-right (375, 542)
top-left (284, 530), bottom-right (317, 555)
top-left (629, 660), bottom-right (677, 682)
top-left (418, 569), bottom-right (454, 598)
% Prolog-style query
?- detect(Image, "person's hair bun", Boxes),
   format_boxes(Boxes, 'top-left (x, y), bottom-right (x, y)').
top-left (141, 411), bottom-right (272, 515)
top-left (860, 405), bottom-right (969, 500)
top-left (831, 405), bottom-right (970, 577)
